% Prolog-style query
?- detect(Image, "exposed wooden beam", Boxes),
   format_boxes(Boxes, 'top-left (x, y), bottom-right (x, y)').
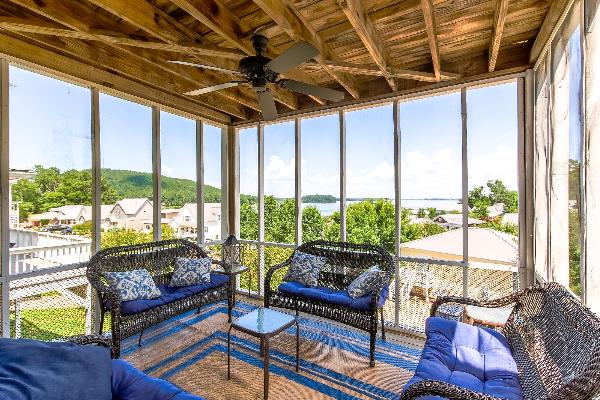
top-left (170, 0), bottom-right (253, 54)
top-left (0, 31), bottom-right (230, 123)
top-left (5, 1), bottom-right (252, 117)
top-left (337, 0), bottom-right (396, 90)
top-left (87, 0), bottom-right (297, 111)
top-left (168, 0), bottom-right (299, 110)
top-left (253, 0), bottom-right (361, 99)
top-left (0, 18), bottom-right (246, 59)
top-left (488, 0), bottom-right (510, 72)
top-left (420, 0), bottom-right (442, 81)
top-left (529, 0), bottom-right (573, 63)
top-left (310, 60), bottom-right (460, 82)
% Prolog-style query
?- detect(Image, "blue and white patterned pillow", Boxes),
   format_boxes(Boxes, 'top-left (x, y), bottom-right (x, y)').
top-left (104, 269), bottom-right (162, 301)
top-left (283, 250), bottom-right (327, 287)
top-left (170, 257), bottom-right (212, 287)
top-left (347, 266), bottom-right (385, 299)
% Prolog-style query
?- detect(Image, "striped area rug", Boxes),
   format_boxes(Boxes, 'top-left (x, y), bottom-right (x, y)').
top-left (122, 301), bottom-right (423, 400)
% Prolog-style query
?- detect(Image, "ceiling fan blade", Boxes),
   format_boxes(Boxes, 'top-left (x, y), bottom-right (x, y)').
top-left (168, 60), bottom-right (242, 76)
top-left (255, 88), bottom-right (278, 121)
top-left (280, 79), bottom-right (345, 102)
top-left (266, 41), bottom-right (319, 74)
top-left (184, 81), bottom-right (242, 96)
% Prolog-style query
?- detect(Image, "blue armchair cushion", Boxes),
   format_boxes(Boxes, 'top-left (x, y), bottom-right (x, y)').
top-left (402, 317), bottom-right (523, 400)
top-left (0, 338), bottom-right (112, 400)
top-left (347, 265), bottom-right (385, 298)
top-left (278, 281), bottom-right (389, 311)
top-left (112, 359), bottom-right (204, 400)
top-left (170, 257), bottom-right (212, 287)
top-left (104, 269), bottom-right (161, 301)
top-left (120, 272), bottom-right (229, 315)
top-left (283, 250), bottom-right (328, 287)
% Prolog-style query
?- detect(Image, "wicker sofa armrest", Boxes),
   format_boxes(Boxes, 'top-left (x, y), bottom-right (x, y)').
top-left (430, 291), bottom-right (520, 317)
top-left (86, 266), bottom-right (122, 312)
top-left (400, 380), bottom-right (504, 400)
top-left (67, 334), bottom-right (117, 358)
top-left (264, 259), bottom-right (292, 301)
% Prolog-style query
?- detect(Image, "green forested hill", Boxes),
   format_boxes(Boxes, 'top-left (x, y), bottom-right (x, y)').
top-left (102, 169), bottom-right (221, 207)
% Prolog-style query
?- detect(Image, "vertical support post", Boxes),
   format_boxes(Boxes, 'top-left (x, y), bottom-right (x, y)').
top-left (221, 126), bottom-right (229, 239)
top-left (339, 110), bottom-right (347, 241)
top-left (583, 0), bottom-right (599, 312)
top-left (152, 106), bottom-right (161, 241)
top-left (524, 70), bottom-right (536, 288)
top-left (90, 87), bottom-right (102, 334)
top-left (91, 88), bottom-right (101, 254)
top-left (196, 120), bottom-right (205, 244)
top-left (258, 123), bottom-right (265, 296)
top-left (393, 100), bottom-right (401, 327)
top-left (226, 125), bottom-right (239, 238)
top-left (14, 299), bottom-right (20, 338)
top-left (0, 59), bottom-right (10, 337)
top-left (517, 77), bottom-right (526, 288)
top-left (295, 118), bottom-right (302, 245)
top-left (461, 88), bottom-right (469, 298)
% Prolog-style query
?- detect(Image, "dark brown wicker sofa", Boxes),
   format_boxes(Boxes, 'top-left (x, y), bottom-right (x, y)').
top-left (87, 239), bottom-right (230, 357)
top-left (401, 282), bottom-right (600, 400)
top-left (264, 240), bottom-right (394, 367)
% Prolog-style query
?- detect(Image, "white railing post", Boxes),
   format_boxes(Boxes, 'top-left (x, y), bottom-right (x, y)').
top-left (393, 100), bottom-right (401, 327)
top-left (461, 88), bottom-right (469, 298)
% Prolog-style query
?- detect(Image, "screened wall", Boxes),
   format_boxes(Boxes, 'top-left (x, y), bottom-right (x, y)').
top-left (236, 81), bottom-right (523, 333)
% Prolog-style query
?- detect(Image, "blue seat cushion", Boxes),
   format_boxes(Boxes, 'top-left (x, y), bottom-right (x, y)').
top-left (112, 359), bottom-right (204, 400)
top-left (120, 273), bottom-right (228, 315)
top-left (278, 281), bottom-right (388, 311)
top-left (402, 317), bottom-right (523, 400)
top-left (0, 338), bottom-right (112, 400)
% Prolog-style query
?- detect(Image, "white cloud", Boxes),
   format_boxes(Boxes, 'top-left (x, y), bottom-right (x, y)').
top-left (264, 155), bottom-right (294, 197)
top-left (401, 148), bottom-right (461, 199)
top-left (468, 144), bottom-right (518, 190)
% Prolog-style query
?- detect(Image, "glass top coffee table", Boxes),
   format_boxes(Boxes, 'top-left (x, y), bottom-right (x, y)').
top-left (227, 307), bottom-right (299, 399)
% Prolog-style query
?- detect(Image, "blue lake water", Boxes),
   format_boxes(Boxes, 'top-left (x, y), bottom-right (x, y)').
top-left (302, 199), bottom-right (461, 216)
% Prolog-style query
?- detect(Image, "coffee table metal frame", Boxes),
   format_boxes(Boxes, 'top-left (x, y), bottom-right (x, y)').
top-left (227, 308), bottom-right (300, 400)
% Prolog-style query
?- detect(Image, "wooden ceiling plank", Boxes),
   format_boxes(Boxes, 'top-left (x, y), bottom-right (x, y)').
top-left (253, 0), bottom-right (361, 99)
top-left (420, 0), bottom-right (442, 81)
top-left (529, 0), bottom-right (572, 63)
top-left (313, 60), bottom-right (460, 82)
top-left (169, 0), bottom-right (299, 110)
top-left (488, 0), bottom-right (510, 72)
top-left (0, 31), bottom-right (230, 123)
top-left (0, 18), bottom-right (246, 59)
top-left (5, 0), bottom-right (253, 117)
top-left (337, 0), bottom-right (396, 90)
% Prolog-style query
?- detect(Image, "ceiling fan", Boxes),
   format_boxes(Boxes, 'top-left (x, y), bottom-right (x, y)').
top-left (169, 33), bottom-right (345, 121)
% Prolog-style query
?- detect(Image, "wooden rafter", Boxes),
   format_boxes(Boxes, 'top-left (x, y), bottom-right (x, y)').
top-left (0, 17), bottom-right (246, 59)
top-left (253, 0), bottom-right (361, 99)
top-left (7, 0), bottom-right (256, 117)
top-left (420, 0), bottom-right (442, 81)
top-left (488, 0), bottom-right (510, 72)
top-left (529, 0), bottom-right (572, 63)
top-left (337, 0), bottom-right (396, 90)
top-left (0, 31), bottom-right (230, 123)
top-left (168, 0), bottom-right (298, 110)
top-left (310, 60), bottom-right (460, 82)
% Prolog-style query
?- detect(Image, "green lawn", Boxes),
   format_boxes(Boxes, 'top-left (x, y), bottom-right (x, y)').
top-left (10, 306), bottom-right (111, 341)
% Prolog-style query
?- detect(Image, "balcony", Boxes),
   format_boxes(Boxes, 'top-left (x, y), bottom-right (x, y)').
top-left (0, 0), bottom-right (598, 399)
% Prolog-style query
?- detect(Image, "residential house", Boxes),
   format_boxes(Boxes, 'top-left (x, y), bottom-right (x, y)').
top-left (169, 203), bottom-right (221, 241)
top-left (105, 198), bottom-right (154, 232)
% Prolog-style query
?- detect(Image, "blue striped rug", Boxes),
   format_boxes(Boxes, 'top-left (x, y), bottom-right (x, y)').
top-left (122, 301), bottom-right (422, 399)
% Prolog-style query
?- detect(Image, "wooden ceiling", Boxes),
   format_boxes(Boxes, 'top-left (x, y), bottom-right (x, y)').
top-left (0, 0), bottom-right (563, 125)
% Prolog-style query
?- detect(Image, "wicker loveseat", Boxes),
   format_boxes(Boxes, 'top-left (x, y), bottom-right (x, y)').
top-left (87, 239), bottom-right (230, 357)
top-left (401, 282), bottom-right (600, 400)
top-left (264, 241), bottom-right (394, 367)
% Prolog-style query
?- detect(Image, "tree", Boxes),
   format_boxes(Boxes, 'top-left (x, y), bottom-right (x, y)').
top-left (427, 207), bottom-right (437, 219)
top-left (302, 206), bottom-right (324, 242)
top-left (416, 208), bottom-right (426, 218)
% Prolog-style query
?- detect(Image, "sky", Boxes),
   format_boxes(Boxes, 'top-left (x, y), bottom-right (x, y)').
top-left (9, 65), bottom-right (519, 200)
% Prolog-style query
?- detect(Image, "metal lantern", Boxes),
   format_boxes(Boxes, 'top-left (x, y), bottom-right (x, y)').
top-left (222, 235), bottom-right (242, 272)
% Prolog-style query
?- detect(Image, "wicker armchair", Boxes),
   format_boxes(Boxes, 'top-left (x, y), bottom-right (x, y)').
top-left (87, 239), bottom-right (230, 357)
top-left (401, 282), bottom-right (600, 400)
top-left (264, 240), bottom-right (394, 367)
